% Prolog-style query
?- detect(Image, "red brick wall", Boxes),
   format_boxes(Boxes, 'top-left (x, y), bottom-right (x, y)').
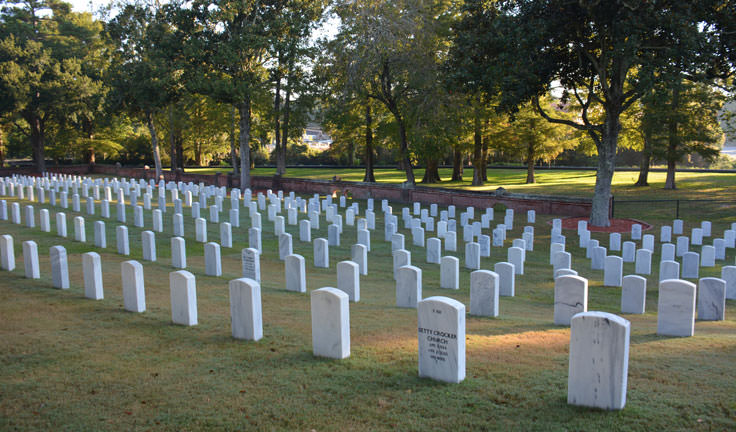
top-left (32, 165), bottom-right (596, 217)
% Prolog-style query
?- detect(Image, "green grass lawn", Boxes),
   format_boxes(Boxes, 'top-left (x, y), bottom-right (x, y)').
top-left (187, 166), bottom-right (736, 224)
top-left (187, 166), bottom-right (736, 199)
top-left (1, 190), bottom-right (735, 430)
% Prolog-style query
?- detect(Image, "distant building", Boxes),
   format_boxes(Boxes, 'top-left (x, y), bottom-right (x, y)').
top-left (303, 123), bottom-right (332, 151)
top-left (720, 101), bottom-right (736, 158)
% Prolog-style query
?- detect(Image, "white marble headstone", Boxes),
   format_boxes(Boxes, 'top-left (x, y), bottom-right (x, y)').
top-left (567, 311), bottom-right (630, 410)
top-left (417, 296), bottom-right (465, 383)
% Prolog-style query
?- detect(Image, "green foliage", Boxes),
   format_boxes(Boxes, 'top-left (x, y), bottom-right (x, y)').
top-left (448, 0), bottom-right (732, 224)
top-left (0, 0), bottom-right (108, 170)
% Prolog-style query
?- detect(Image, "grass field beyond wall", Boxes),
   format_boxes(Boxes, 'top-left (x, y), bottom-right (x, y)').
top-left (187, 166), bottom-right (736, 224)
top-left (0, 179), bottom-right (735, 430)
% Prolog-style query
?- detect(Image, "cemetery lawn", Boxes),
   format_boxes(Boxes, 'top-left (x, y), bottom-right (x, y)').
top-left (191, 167), bottom-right (736, 224)
top-left (1, 195), bottom-right (735, 431)
top-left (189, 166), bottom-right (736, 200)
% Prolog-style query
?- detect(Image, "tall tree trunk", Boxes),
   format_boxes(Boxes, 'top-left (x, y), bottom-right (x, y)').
top-left (421, 158), bottom-right (441, 183)
top-left (87, 133), bottom-right (96, 165)
top-left (169, 105), bottom-right (177, 172)
top-left (145, 110), bottom-right (162, 181)
top-left (363, 100), bottom-right (376, 182)
top-left (194, 143), bottom-right (202, 166)
top-left (589, 112), bottom-right (620, 227)
top-left (664, 80), bottom-right (681, 190)
top-left (239, 97), bottom-right (252, 190)
top-left (472, 98), bottom-right (483, 186)
top-left (28, 113), bottom-right (46, 173)
top-left (273, 67), bottom-right (284, 175)
top-left (396, 114), bottom-right (415, 185)
top-left (481, 132), bottom-right (489, 182)
top-left (525, 139), bottom-right (535, 184)
top-left (176, 137), bottom-right (185, 172)
top-left (0, 135), bottom-right (5, 168)
top-left (280, 65), bottom-right (292, 173)
top-left (230, 105), bottom-right (239, 175)
top-left (451, 147), bottom-right (463, 181)
top-left (634, 129), bottom-right (651, 186)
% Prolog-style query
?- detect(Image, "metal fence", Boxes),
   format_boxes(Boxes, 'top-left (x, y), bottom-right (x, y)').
top-left (611, 198), bottom-right (736, 222)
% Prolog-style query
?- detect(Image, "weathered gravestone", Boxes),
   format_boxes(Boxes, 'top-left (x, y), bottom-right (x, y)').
top-left (682, 252), bottom-right (699, 279)
top-left (697, 277), bottom-right (726, 321)
top-left (50, 245), bottom-right (69, 289)
top-left (635, 249), bottom-right (652, 275)
top-left (195, 218), bottom-right (207, 243)
top-left (465, 242), bottom-right (480, 270)
top-left (470, 270), bottom-right (499, 317)
top-left (170, 270), bottom-right (198, 326)
top-left (74, 216), bottom-right (86, 242)
top-left (554, 275), bottom-right (588, 326)
top-left (82, 252), bottom-right (103, 300)
top-left (249, 227), bottom-right (262, 254)
top-left (661, 243), bottom-right (675, 262)
top-left (278, 233), bottom-right (293, 260)
top-left (701, 245), bottom-right (715, 267)
top-left (659, 260), bottom-right (680, 282)
top-left (604, 256), bottom-right (623, 287)
top-left (121, 260), bottom-right (145, 313)
top-left (567, 311), bottom-right (630, 411)
top-left (642, 234), bottom-right (654, 252)
top-left (657, 279), bottom-right (696, 337)
top-left (550, 243), bottom-right (565, 265)
top-left (299, 219), bottom-right (311, 243)
top-left (56, 213), bottom-right (66, 237)
top-left (351, 244), bottom-right (367, 276)
top-left (609, 233), bottom-right (621, 251)
top-left (311, 287), bottom-right (350, 359)
top-left (621, 275), bottom-right (646, 314)
top-left (495, 262), bottom-right (515, 297)
top-left (417, 296), bottom-right (465, 383)
top-left (204, 242), bottom-right (221, 276)
top-left (229, 278), bottom-right (263, 341)
top-left (285, 254), bottom-right (307, 293)
top-left (396, 265), bottom-right (422, 308)
top-left (220, 222), bottom-right (232, 248)
top-left (622, 241), bottom-right (635, 263)
top-left (427, 237), bottom-right (441, 264)
top-left (314, 238), bottom-right (329, 268)
top-left (171, 237), bottom-right (186, 269)
top-left (94, 221), bottom-right (106, 248)
top-left (241, 248), bottom-right (260, 282)
top-left (553, 251), bottom-right (572, 273)
top-left (337, 260), bottom-right (360, 302)
top-left (142, 231), bottom-right (156, 262)
top-left (440, 256), bottom-right (459, 290)
top-left (22, 240), bottom-right (39, 279)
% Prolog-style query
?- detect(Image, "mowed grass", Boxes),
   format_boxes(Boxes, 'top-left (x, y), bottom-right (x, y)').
top-left (188, 165), bottom-right (736, 199)
top-left (189, 166), bottom-right (736, 224)
top-left (0, 191), bottom-right (735, 430)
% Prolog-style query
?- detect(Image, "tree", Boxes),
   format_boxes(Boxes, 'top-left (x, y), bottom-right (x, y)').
top-left (446, 0), bottom-right (502, 186)
top-left (495, 98), bottom-right (577, 183)
top-left (269, 0), bottom-right (325, 176)
top-left (0, 0), bottom-right (106, 172)
top-left (177, 0), bottom-right (286, 190)
top-left (658, 77), bottom-right (724, 188)
top-left (331, 0), bottom-right (450, 186)
top-left (107, 3), bottom-right (184, 180)
top-left (454, 0), bottom-right (728, 226)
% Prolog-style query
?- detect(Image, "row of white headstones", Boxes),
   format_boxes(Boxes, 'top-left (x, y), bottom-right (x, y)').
top-left (0, 173), bottom-right (731, 410)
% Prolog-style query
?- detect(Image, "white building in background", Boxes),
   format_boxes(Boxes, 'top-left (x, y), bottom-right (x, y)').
top-left (720, 101), bottom-right (736, 158)
top-left (303, 123), bottom-right (332, 151)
